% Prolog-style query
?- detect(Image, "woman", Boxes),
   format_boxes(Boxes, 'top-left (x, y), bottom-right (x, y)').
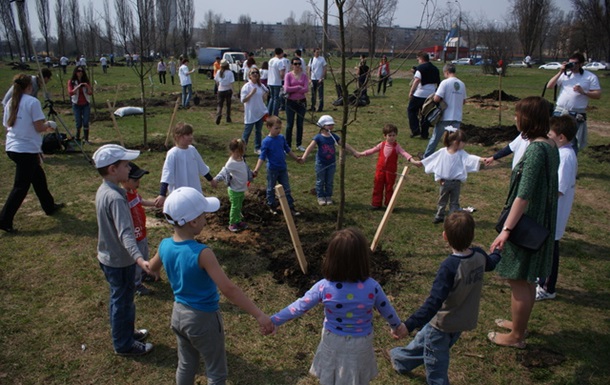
top-left (68, 66), bottom-right (93, 142)
top-left (157, 58), bottom-right (167, 84)
top-left (0, 74), bottom-right (63, 233)
top-left (168, 57), bottom-right (177, 85)
top-left (240, 68), bottom-right (268, 154)
top-left (214, 60), bottom-right (235, 125)
top-left (377, 55), bottom-right (390, 95)
top-left (283, 57), bottom-right (309, 151)
top-left (179, 58), bottom-right (195, 108)
top-left (488, 96), bottom-right (559, 349)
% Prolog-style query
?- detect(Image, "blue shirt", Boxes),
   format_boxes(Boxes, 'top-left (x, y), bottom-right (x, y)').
top-left (158, 238), bottom-right (220, 312)
top-left (259, 134), bottom-right (291, 171)
top-left (313, 132), bottom-right (340, 166)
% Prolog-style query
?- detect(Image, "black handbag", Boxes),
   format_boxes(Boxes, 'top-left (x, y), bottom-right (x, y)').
top-left (495, 146), bottom-right (551, 252)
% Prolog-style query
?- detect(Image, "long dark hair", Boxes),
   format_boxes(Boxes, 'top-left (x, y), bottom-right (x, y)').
top-left (322, 228), bottom-right (370, 282)
top-left (70, 66), bottom-right (90, 84)
top-left (7, 74), bottom-right (32, 127)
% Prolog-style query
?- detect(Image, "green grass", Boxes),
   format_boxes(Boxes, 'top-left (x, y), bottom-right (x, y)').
top-left (0, 60), bottom-right (609, 384)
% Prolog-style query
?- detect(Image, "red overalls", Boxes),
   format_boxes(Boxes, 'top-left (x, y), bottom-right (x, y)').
top-left (372, 141), bottom-right (398, 207)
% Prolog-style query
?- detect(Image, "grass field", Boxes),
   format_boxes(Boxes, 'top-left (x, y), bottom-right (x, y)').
top-left (0, 58), bottom-right (609, 385)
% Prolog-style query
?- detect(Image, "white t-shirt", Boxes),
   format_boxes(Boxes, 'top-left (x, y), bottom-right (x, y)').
top-left (79, 57), bottom-right (87, 66)
top-left (214, 70), bottom-right (235, 92)
top-left (240, 82), bottom-right (269, 124)
top-left (435, 77), bottom-right (466, 121)
top-left (413, 70), bottom-right (437, 98)
top-left (555, 144), bottom-right (577, 240)
top-left (160, 145), bottom-right (210, 194)
top-left (179, 64), bottom-right (192, 86)
top-left (421, 147), bottom-right (480, 182)
top-left (508, 135), bottom-right (530, 170)
top-left (100, 57), bottom-right (108, 66)
top-left (3, 94), bottom-right (46, 153)
top-left (267, 57), bottom-right (286, 86)
top-left (214, 157), bottom-right (251, 193)
top-left (556, 70), bottom-right (601, 112)
top-left (308, 56), bottom-right (327, 80)
top-left (60, 56), bottom-right (68, 66)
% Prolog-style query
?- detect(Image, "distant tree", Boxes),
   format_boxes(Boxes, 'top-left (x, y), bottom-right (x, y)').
top-left (510, 0), bottom-right (554, 58)
top-left (284, 12), bottom-right (300, 48)
top-left (478, 20), bottom-right (518, 74)
top-left (115, 0), bottom-right (134, 54)
top-left (102, 1), bottom-right (115, 56)
top-left (0, 4), bottom-right (21, 60)
top-left (201, 10), bottom-right (222, 47)
top-left (14, 0), bottom-right (34, 57)
top-left (156, 0), bottom-right (173, 56)
top-left (67, 0), bottom-right (81, 55)
top-left (571, 0), bottom-right (610, 61)
top-left (176, 0), bottom-right (194, 56)
top-left (54, 0), bottom-right (67, 56)
top-left (356, 0), bottom-right (398, 59)
top-left (82, 2), bottom-right (100, 60)
top-left (233, 14), bottom-right (252, 49)
top-left (35, 0), bottom-right (51, 56)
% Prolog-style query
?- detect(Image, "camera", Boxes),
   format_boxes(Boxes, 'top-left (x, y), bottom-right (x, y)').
top-left (565, 62), bottom-right (575, 70)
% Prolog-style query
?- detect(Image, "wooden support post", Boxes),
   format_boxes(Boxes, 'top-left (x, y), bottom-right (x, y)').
top-left (164, 97), bottom-right (181, 148)
top-left (370, 166), bottom-right (410, 252)
top-left (275, 184), bottom-right (308, 274)
top-left (106, 100), bottom-right (125, 147)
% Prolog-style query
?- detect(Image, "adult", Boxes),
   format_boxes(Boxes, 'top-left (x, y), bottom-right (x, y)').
top-left (284, 57), bottom-right (309, 151)
top-left (357, 55), bottom-right (370, 94)
top-left (214, 60), bottom-right (235, 125)
top-left (488, 96), bottom-right (559, 349)
top-left (267, 48), bottom-right (286, 117)
top-left (68, 66), bottom-right (93, 142)
top-left (423, 63), bottom-right (466, 158)
top-left (377, 55), bottom-right (390, 96)
top-left (59, 55), bottom-right (69, 74)
top-left (100, 55), bottom-right (108, 74)
top-left (307, 48), bottom-right (327, 112)
top-left (242, 52), bottom-right (256, 81)
top-left (2, 68), bottom-right (52, 107)
top-left (240, 68), bottom-right (268, 154)
top-left (546, 52), bottom-right (602, 155)
top-left (0, 74), bottom-right (63, 233)
top-left (168, 57), bottom-right (177, 85)
top-left (157, 58), bottom-right (167, 84)
top-left (294, 49), bottom-right (306, 69)
top-left (524, 55), bottom-right (532, 68)
top-left (212, 56), bottom-right (221, 94)
top-left (44, 56), bottom-right (52, 68)
top-left (78, 55), bottom-right (87, 67)
top-left (178, 58), bottom-right (195, 108)
top-left (407, 52), bottom-right (440, 139)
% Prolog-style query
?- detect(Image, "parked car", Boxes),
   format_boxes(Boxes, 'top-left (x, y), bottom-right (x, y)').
top-left (538, 62), bottom-right (562, 70)
top-left (451, 57), bottom-right (473, 65)
top-left (474, 58), bottom-right (493, 66)
top-left (508, 61), bottom-right (527, 68)
top-left (583, 62), bottom-right (607, 71)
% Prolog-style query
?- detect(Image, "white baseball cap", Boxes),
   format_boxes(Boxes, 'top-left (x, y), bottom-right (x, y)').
top-left (92, 144), bottom-right (140, 169)
top-left (317, 115), bottom-right (335, 127)
top-left (163, 187), bottom-right (220, 226)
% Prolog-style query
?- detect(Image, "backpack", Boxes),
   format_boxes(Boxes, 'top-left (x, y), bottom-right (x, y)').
top-left (419, 94), bottom-right (447, 126)
top-left (42, 133), bottom-right (67, 154)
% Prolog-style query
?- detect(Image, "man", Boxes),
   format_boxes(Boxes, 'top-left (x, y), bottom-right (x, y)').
top-left (2, 68), bottom-right (53, 107)
top-left (100, 55), bottom-right (108, 74)
top-left (295, 49), bottom-right (306, 69)
top-left (267, 48), bottom-right (286, 117)
top-left (407, 52), bottom-right (440, 139)
top-left (546, 52), bottom-right (602, 155)
top-left (59, 55), bottom-right (69, 74)
top-left (423, 64), bottom-right (466, 158)
top-left (307, 48), bottom-right (327, 112)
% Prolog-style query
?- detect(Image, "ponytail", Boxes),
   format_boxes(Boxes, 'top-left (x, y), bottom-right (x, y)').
top-left (7, 74), bottom-right (32, 127)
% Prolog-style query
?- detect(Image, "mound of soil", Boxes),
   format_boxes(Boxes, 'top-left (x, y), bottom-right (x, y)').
top-left (461, 124), bottom-right (519, 146)
top-left (469, 90), bottom-right (520, 102)
top-left (588, 144), bottom-right (610, 162)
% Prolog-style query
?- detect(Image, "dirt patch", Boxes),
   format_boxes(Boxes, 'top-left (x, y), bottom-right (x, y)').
top-left (588, 144), bottom-right (610, 162)
top-left (469, 90), bottom-right (520, 102)
top-left (461, 124), bottom-right (519, 146)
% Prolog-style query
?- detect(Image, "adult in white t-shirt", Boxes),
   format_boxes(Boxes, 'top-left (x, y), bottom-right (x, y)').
top-left (423, 63), bottom-right (466, 158)
top-left (266, 48), bottom-right (286, 116)
top-left (1, 74), bottom-right (62, 233)
top-left (179, 58), bottom-right (196, 108)
top-left (307, 48), bottom-right (327, 112)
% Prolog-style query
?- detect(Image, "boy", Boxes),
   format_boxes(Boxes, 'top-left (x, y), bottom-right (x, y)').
top-left (92, 144), bottom-right (153, 356)
top-left (149, 187), bottom-right (274, 384)
top-left (536, 115), bottom-right (578, 301)
top-left (388, 211), bottom-right (501, 383)
top-left (252, 116), bottom-right (301, 215)
top-left (122, 162), bottom-right (156, 295)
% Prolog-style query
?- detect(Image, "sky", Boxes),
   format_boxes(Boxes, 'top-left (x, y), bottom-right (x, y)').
top-left (22, 0), bottom-right (575, 37)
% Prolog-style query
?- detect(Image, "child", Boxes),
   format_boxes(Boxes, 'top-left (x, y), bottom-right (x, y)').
top-left (536, 115), bottom-right (578, 301)
top-left (155, 122), bottom-right (216, 208)
top-left (149, 187), bottom-right (274, 384)
top-left (357, 124), bottom-right (421, 209)
top-left (252, 116), bottom-right (301, 215)
top-left (121, 162), bottom-right (156, 295)
top-left (92, 144), bottom-right (153, 356)
top-left (301, 115), bottom-right (358, 206)
top-left (214, 138), bottom-right (253, 232)
top-left (415, 128), bottom-right (482, 223)
top-left (271, 227), bottom-right (406, 384)
top-left (482, 134), bottom-right (530, 170)
top-left (389, 211), bottom-right (502, 382)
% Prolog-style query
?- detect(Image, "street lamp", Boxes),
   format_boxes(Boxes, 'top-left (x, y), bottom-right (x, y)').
top-left (453, 0), bottom-right (462, 60)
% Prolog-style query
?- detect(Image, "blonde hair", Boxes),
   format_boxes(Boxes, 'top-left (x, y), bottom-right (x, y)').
top-left (7, 74), bottom-right (32, 127)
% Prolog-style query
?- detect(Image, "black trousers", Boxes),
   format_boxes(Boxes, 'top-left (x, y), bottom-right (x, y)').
top-left (0, 152), bottom-right (55, 228)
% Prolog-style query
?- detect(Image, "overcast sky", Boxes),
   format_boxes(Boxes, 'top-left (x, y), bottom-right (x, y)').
top-left (23, 0), bottom-right (575, 36)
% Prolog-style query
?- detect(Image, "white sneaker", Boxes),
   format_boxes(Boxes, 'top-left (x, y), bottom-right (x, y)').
top-left (318, 198), bottom-right (326, 206)
top-left (297, 146), bottom-right (306, 152)
top-left (325, 198), bottom-right (333, 205)
top-left (535, 286), bottom-right (556, 301)
top-left (254, 149), bottom-right (261, 155)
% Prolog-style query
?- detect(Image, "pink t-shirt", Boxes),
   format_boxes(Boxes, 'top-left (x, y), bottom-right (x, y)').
top-left (283, 72), bottom-right (309, 101)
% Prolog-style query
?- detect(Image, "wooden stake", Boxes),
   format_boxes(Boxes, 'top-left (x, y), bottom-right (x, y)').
top-left (275, 184), bottom-right (308, 274)
top-left (106, 100), bottom-right (125, 147)
top-left (371, 166), bottom-right (409, 252)
top-left (164, 97), bottom-right (181, 148)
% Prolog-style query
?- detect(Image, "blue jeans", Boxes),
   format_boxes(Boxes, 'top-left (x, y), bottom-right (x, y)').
top-left (72, 103), bottom-right (90, 139)
top-left (424, 121), bottom-right (461, 158)
top-left (99, 262), bottom-right (137, 353)
top-left (390, 323), bottom-right (461, 385)
top-left (311, 80), bottom-right (324, 111)
top-left (267, 85), bottom-right (281, 116)
top-left (285, 99), bottom-right (306, 148)
top-left (241, 118), bottom-right (264, 151)
top-left (315, 161), bottom-right (335, 199)
top-left (182, 84), bottom-right (192, 107)
top-left (266, 168), bottom-right (294, 209)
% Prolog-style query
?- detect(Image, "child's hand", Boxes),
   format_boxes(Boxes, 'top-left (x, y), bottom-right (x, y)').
top-left (137, 258), bottom-right (152, 275)
top-left (297, 157), bottom-right (305, 164)
top-left (411, 160), bottom-right (423, 168)
top-left (391, 323), bottom-right (408, 339)
top-left (252, 170), bottom-right (259, 178)
top-left (210, 179), bottom-right (218, 189)
top-left (483, 157), bottom-right (494, 166)
top-left (257, 314), bottom-right (275, 335)
top-left (154, 195), bottom-right (166, 208)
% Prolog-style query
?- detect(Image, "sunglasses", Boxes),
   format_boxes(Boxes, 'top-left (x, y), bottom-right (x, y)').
top-left (76, 70), bottom-right (83, 72)
top-left (292, 62), bottom-right (302, 65)
top-left (250, 71), bottom-right (260, 75)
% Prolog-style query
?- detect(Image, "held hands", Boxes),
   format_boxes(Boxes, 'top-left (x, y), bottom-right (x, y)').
top-left (136, 258), bottom-right (152, 275)
top-left (210, 179), bottom-right (218, 189)
top-left (256, 314), bottom-right (275, 335)
top-left (391, 323), bottom-right (408, 339)
top-left (483, 157), bottom-right (495, 166)
top-left (297, 156), bottom-right (305, 164)
top-left (490, 230), bottom-right (510, 253)
top-left (154, 195), bottom-right (166, 208)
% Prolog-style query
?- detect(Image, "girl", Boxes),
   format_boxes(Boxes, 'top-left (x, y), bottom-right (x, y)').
top-left (283, 56), bottom-right (309, 150)
top-left (214, 139), bottom-right (253, 232)
top-left (271, 227), bottom-right (406, 385)
top-left (377, 55), bottom-right (390, 95)
top-left (416, 128), bottom-right (483, 223)
top-left (68, 65), bottom-right (93, 142)
top-left (240, 68), bottom-right (268, 154)
top-left (358, 124), bottom-right (421, 210)
top-left (260, 61), bottom-right (269, 87)
top-left (214, 60), bottom-right (235, 125)
top-left (301, 115), bottom-right (358, 206)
